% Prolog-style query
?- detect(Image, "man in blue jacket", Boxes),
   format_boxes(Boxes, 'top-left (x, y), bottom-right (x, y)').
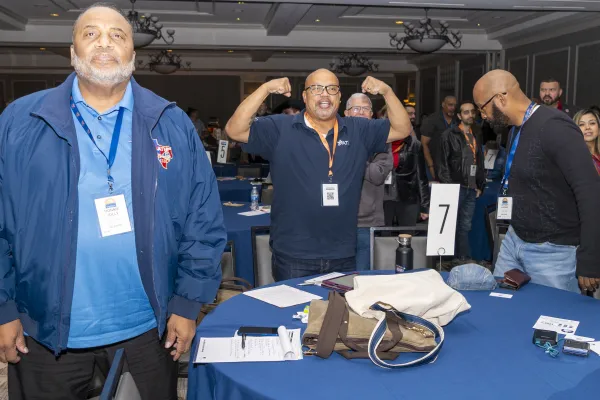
top-left (0, 4), bottom-right (225, 399)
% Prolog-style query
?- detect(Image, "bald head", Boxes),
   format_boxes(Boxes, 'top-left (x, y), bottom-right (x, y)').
top-left (305, 68), bottom-right (339, 87)
top-left (473, 69), bottom-right (531, 129)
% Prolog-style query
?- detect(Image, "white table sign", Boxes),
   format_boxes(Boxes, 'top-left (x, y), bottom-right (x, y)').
top-left (217, 140), bottom-right (229, 164)
top-left (484, 149), bottom-right (498, 170)
top-left (426, 183), bottom-right (460, 256)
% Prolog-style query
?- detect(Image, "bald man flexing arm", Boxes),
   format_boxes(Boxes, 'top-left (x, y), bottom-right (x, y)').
top-left (474, 70), bottom-right (600, 294)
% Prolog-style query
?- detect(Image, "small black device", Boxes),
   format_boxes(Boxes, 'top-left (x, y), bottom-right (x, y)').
top-left (563, 339), bottom-right (590, 357)
top-left (321, 273), bottom-right (358, 293)
top-left (237, 326), bottom-right (279, 349)
top-left (532, 329), bottom-right (558, 346)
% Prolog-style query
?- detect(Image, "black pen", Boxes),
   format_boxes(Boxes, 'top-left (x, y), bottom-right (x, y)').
top-left (241, 334), bottom-right (246, 350)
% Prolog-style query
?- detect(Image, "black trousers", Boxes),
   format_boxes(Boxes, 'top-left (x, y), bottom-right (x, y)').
top-left (8, 328), bottom-right (178, 400)
top-left (383, 199), bottom-right (420, 227)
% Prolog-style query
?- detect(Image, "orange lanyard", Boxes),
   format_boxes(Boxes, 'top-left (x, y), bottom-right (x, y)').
top-left (460, 124), bottom-right (476, 162)
top-left (306, 114), bottom-right (339, 178)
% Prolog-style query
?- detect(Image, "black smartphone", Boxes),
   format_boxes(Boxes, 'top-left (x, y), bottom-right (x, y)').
top-left (238, 326), bottom-right (278, 336)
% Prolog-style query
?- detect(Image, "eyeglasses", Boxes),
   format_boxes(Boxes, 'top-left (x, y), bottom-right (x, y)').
top-left (304, 85), bottom-right (340, 96)
top-left (347, 106), bottom-right (372, 114)
top-left (478, 92), bottom-right (506, 113)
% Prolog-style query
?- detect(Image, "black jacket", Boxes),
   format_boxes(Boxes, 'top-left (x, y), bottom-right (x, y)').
top-left (437, 125), bottom-right (486, 191)
top-left (384, 135), bottom-right (430, 213)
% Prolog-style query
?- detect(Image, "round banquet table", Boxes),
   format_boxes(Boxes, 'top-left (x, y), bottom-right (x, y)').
top-left (188, 271), bottom-right (600, 400)
top-left (222, 202), bottom-right (271, 285)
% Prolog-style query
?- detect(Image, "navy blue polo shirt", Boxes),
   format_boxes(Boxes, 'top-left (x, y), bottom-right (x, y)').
top-left (243, 111), bottom-right (390, 259)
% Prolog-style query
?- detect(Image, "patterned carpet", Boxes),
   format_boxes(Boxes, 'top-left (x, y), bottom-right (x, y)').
top-left (0, 362), bottom-right (186, 400)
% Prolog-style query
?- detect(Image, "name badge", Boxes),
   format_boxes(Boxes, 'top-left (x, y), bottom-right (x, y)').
top-left (470, 165), bottom-right (477, 177)
top-left (94, 194), bottom-right (133, 237)
top-left (385, 172), bottom-right (392, 185)
top-left (322, 183), bottom-right (339, 207)
top-left (497, 196), bottom-right (513, 220)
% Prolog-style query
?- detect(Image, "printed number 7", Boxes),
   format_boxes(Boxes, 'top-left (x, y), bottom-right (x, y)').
top-left (439, 204), bottom-right (450, 234)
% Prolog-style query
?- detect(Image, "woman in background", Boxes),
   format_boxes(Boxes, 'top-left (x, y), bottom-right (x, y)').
top-left (574, 109), bottom-right (600, 174)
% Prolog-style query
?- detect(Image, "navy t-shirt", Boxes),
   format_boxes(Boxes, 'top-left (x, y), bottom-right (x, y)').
top-left (243, 112), bottom-right (390, 259)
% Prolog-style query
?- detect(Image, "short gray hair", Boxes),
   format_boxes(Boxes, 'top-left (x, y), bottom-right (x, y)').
top-left (346, 93), bottom-right (372, 110)
top-left (73, 2), bottom-right (132, 39)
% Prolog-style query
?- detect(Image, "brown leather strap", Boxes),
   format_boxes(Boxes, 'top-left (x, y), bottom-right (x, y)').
top-left (338, 310), bottom-right (402, 356)
top-left (220, 277), bottom-right (253, 291)
top-left (315, 292), bottom-right (347, 359)
top-left (337, 350), bottom-right (400, 360)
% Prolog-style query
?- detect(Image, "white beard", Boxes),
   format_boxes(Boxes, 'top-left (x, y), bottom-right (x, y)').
top-left (72, 51), bottom-right (135, 87)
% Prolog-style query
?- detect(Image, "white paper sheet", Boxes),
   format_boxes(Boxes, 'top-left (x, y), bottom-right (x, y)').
top-left (589, 342), bottom-right (600, 356)
top-left (238, 210), bottom-right (269, 216)
top-left (194, 327), bottom-right (302, 363)
top-left (243, 285), bottom-right (322, 308)
top-left (532, 315), bottom-right (580, 335)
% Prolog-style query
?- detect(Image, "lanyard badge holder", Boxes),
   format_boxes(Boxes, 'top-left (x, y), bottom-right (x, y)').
top-left (70, 97), bottom-right (133, 238)
top-left (309, 116), bottom-right (340, 207)
top-left (497, 102), bottom-right (536, 220)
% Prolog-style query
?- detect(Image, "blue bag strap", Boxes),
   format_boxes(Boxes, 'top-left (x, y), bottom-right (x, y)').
top-left (368, 304), bottom-right (445, 369)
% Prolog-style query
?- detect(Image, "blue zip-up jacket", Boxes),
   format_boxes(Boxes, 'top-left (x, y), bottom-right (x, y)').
top-left (0, 73), bottom-right (226, 354)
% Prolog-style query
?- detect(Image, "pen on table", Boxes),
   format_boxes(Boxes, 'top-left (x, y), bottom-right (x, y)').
top-left (241, 334), bottom-right (246, 350)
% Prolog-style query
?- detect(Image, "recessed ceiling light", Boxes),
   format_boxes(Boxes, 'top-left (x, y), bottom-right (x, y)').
top-left (167, 49), bottom-right (172, 52)
top-left (238, 1), bottom-right (244, 4)
top-left (50, 13), bottom-right (59, 17)
top-left (395, 20), bottom-right (404, 24)
top-left (315, 18), bottom-right (320, 22)
top-left (228, 50), bottom-right (234, 53)
top-left (283, 51), bottom-right (287, 54)
top-left (39, 47), bottom-right (46, 51)
top-left (477, 23), bottom-right (481, 26)
top-left (236, 17), bottom-right (241, 21)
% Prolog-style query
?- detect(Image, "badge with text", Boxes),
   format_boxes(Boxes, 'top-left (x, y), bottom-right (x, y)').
top-left (217, 140), bottom-right (229, 164)
top-left (426, 184), bottom-right (460, 256)
top-left (385, 172), bottom-right (392, 185)
top-left (94, 194), bottom-right (132, 237)
top-left (496, 196), bottom-right (513, 220)
top-left (484, 149), bottom-right (498, 170)
top-left (469, 165), bottom-right (477, 177)
top-left (322, 183), bottom-right (339, 207)
top-left (153, 139), bottom-right (173, 169)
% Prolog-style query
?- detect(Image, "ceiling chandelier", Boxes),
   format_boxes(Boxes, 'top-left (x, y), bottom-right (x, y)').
top-left (127, 0), bottom-right (175, 49)
top-left (137, 50), bottom-right (191, 75)
top-left (329, 53), bottom-right (379, 77)
top-left (389, 8), bottom-right (462, 54)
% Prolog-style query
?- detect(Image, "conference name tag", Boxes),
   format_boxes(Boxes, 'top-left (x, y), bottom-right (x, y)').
top-left (496, 196), bottom-right (513, 220)
top-left (94, 194), bottom-right (133, 237)
top-left (470, 165), bottom-right (477, 177)
top-left (322, 183), bottom-right (339, 207)
top-left (385, 172), bottom-right (392, 185)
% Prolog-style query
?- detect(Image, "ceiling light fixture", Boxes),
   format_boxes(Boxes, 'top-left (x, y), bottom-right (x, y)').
top-left (137, 50), bottom-right (191, 75)
top-left (236, 17), bottom-right (241, 21)
top-left (127, 0), bottom-right (175, 49)
top-left (396, 20), bottom-right (404, 24)
top-left (315, 18), bottom-right (321, 22)
top-left (50, 13), bottom-right (59, 17)
top-left (39, 47), bottom-right (46, 51)
top-left (228, 50), bottom-right (234, 53)
top-left (389, 8), bottom-right (462, 54)
top-left (330, 53), bottom-right (379, 77)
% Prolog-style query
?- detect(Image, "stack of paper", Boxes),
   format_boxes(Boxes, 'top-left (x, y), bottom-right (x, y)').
top-left (243, 285), bottom-right (322, 308)
top-left (195, 326), bottom-right (302, 363)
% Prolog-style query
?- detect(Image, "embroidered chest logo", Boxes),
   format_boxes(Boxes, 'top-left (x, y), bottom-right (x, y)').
top-left (337, 140), bottom-right (349, 146)
top-left (153, 139), bottom-right (173, 169)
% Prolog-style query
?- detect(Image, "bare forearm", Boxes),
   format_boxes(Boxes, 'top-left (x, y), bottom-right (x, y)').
top-left (383, 90), bottom-right (412, 143)
top-left (225, 85), bottom-right (270, 143)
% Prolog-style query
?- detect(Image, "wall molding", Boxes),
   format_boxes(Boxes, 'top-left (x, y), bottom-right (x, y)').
top-left (507, 55), bottom-right (529, 96)
top-left (531, 47), bottom-right (571, 103)
top-left (573, 39), bottom-right (600, 106)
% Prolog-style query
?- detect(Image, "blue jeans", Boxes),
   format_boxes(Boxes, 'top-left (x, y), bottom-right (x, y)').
top-left (271, 253), bottom-right (356, 282)
top-left (456, 187), bottom-right (477, 259)
top-left (356, 228), bottom-right (371, 271)
top-left (493, 226), bottom-right (578, 293)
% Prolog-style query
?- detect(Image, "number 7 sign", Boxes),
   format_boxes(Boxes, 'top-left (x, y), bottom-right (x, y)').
top-left (426, 184), bottom-right (460, 256)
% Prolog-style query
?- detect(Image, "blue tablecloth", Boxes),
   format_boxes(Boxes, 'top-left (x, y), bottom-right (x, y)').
top-left (469, 181), bottom-right (501, 261)
top-left (222, 202), bottom-right (271, 284)
top-left (218, 180), bottom-right (263, 202)
top-left (188, 272), bottom-right (600, 400)
top-left (213, 163), bottom-right (238, 177)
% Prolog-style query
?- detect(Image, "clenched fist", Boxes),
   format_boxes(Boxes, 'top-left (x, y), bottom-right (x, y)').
top-left (264, 78), bottom-right (292, 97)
top-left (361, 76), bottom-right (391, 96)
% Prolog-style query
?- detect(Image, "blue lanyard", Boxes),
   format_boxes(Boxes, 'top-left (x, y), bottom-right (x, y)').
top-left (70, 96), bottom-right (124, 193)
top-left (500, 102), bottom-right (536, 195)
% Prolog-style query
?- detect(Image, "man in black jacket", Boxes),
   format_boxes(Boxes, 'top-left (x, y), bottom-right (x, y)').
top-left (437, 101), bottom-right (485, 261)
top-left (421, 96), bottom-right (457, 179)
